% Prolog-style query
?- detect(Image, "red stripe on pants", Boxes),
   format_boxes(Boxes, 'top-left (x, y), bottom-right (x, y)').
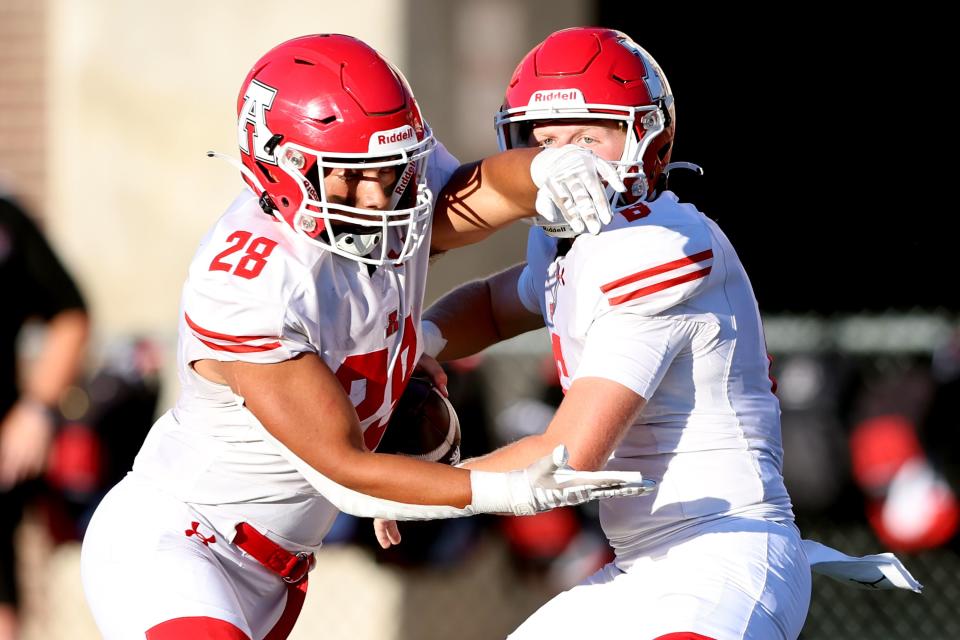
top-left (146, 616), bottom-right (251, 639)
top-left (144, 577), bottom-right (307, 640)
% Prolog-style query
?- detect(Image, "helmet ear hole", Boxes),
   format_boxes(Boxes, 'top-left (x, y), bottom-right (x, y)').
top-left (281, 196), bottom-right (290, 207)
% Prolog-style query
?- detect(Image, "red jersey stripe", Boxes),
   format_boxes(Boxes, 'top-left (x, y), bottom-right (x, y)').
top-left (184, 313), bottom-right (277, 344)
top-left (196, 336), bottom-right (282, 353)
top-left (607, 266), bottom-right (712, 306)
top-left (600, 249), bottom-right (713, 294)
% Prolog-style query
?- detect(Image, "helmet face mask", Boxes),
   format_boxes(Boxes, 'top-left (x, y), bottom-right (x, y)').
top-left (234, 34), bottom-right (436, 265)
top-left (275, 137), bottom-right (435, 265)
top-left (494, 28), bottom-right (676, 236)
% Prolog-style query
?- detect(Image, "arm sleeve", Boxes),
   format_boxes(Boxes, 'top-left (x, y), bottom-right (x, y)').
top-left (516, 264), bottom-right (540, 314)
top-left (256, 420), bottom-right (478, 520)
top-left (574, 312), bottom-right (694, 399)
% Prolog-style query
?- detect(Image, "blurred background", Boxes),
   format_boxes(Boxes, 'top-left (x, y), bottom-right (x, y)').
top-left (1, 0), bottom-right (955, 638)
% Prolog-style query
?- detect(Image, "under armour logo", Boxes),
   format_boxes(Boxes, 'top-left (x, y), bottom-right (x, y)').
top-left (185, 521), bottom-right (216, 546)
top-left (385, 310), bottom-right (400, 338)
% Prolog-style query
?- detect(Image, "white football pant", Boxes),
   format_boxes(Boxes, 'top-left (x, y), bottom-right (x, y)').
top-left (509, 517), bottom-right (811, 640)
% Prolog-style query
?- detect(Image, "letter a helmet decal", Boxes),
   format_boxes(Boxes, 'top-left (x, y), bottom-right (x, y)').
top-left (238, 80), bottom-right (279, 165)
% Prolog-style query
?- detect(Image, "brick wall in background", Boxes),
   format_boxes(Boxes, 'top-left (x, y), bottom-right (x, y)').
top-left (0, 0), bottom-right (45, 217)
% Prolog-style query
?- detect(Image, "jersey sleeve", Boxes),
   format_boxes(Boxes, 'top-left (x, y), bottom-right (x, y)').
top-left (574, 312), bottom-right (696, 399)
top-left (180, 222), bottom-right (319, 366)
top-left (581, 222), bottom-right (714, 318)
top-left (426, 141), bottom-right (460, 196)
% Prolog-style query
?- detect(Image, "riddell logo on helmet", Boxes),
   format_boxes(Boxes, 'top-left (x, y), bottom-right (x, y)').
top-left (370, 125), bottom-right (415, 151)
top-left (529, 89), bottom-right (585, 104)
top-left (378, 129), bottom-right (412, 144)
top-left (393, 162), bottom-right (416, 196)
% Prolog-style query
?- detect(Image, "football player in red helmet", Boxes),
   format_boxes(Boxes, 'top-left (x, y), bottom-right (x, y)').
top-left (79, 33), bottom-right (653, 640)
top-left (379, 27), bottom-right (920, 640)
top-left (495, 26), bottom-right (677, 223)
top-left (230, 34), bottom-right (436, 265)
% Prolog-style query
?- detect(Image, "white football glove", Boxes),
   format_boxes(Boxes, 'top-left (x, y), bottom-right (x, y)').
top-left (529, 145), bottom-right (627, 235)
top-left (471, 445), bottom-right (655, 516)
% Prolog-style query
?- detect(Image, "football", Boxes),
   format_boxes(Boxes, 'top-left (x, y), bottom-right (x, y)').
top-left (378, 377), bottom-right (461, 465)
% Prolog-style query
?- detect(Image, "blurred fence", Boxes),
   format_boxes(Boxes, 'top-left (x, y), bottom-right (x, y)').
top-left (800, 515), bottom-right (960, 639)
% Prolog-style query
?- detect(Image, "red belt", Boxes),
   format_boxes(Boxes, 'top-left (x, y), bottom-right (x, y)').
top-left (234, 522), bottom-right (312, 640)
top-left (234, 522), bottom-right (313, 584)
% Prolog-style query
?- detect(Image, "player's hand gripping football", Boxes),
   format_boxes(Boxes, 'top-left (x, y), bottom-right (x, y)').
top-left (529, 145), bottom-right (626, 235)
top-left (413, 353), bottom-right (447, 397)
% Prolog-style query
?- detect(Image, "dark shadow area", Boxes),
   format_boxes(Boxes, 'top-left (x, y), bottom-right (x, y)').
top-left (594, 5), bottom-right (952, 313)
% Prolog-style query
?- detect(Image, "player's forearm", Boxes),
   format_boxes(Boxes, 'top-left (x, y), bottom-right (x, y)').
top-left (461, 433), bottom-right (558, 473)
top-left (425, 264), bottom-right (542, 361)
top-left (233, 358), bottom-right (470, 508)
top-left (23, 309), bottom-right (89, 406)
top-left (329, 448), bottom-right (473, 507)
top-left (465, 378), bottom-right (647, 473)
top-left (431, 148), bottom-right (539, 251)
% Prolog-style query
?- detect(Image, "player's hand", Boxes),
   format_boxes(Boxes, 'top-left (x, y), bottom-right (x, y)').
top-left (413, 354), bottom-right (448, 397)
top-left (374, 518), bottom-right (401, 549)
top-left (513, 445), bottom-right (655, 515)
top-left (529, 145), bottom-right (626, 235)
top-left (0, 400), bottom-right (56, 490)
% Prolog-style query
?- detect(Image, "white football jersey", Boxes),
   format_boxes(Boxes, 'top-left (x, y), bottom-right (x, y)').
top-left (132, 145), bottom-right (459, 551)
top-left (518, 192), bottom-right (794, 559)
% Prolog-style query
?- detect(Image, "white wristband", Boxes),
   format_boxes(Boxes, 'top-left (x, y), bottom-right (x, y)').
top-left (469, 470), bottom-right (513, 515)
top-left (469, 470), bottom-right (535, 516)
top-left (421, 320), bottom-right (447, 358)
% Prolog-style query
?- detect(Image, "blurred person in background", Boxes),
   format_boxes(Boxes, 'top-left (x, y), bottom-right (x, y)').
top-left (0, 193), bottom-right (89, 640)
top-left (43, 337), bottom-right (164, 544)
top-left (377, 27), bottom-right (921, 639)
top-left (79, 33), bottom-right (651, 640)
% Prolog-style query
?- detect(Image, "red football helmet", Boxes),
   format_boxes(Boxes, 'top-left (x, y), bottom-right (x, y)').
top-left (495, 28), bottom-right (676, 208)
top-left (231, 34), bottom-right (435, 265)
